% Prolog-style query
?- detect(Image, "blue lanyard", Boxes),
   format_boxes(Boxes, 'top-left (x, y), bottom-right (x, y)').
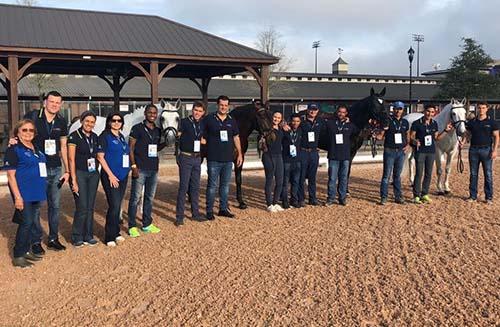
top-left (336, 120), bottom-right (346, 132)
top-left (143, 122), bottom-right (157, 144)
top-left (189, 116), bottom-right (201, 139)
top-left (77, 129), bottom-right (94, 155)
top-left (391, 117), bottom-right (402, 131)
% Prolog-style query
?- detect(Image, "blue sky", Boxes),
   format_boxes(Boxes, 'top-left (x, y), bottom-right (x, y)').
top-left (2, 0), bottom-right (498, 75)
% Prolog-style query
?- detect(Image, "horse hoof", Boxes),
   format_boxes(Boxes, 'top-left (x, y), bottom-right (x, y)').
top-left (238, 203), bottom-right (248, 210)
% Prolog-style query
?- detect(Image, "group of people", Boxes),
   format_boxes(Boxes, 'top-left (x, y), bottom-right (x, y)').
top-left (3, 91), bottom-right (498, 268)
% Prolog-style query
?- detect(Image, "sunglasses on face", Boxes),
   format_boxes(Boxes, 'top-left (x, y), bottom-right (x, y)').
top-left (111, 119), bottom-right (123, 123)
top-left (21, 128), bottom-right (35, 133)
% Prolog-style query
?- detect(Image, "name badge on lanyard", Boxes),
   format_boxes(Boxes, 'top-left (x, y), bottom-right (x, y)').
top-left (39, 162), bottom-right (47, 177)
top-left (44, 139), bottom-right (56, 156)
top-left (308, 131), bottom-right (315, 142)
top-left (289, 144), bottom-right (297, 157)
top-left (193, 140), bottom-right (201, 152)
top-left (335, 134), bottom-right (344, 144)
top-left (87, 158), bottom-right (96, 172)
top-left (394, 133), bottom-right (403, 144)
top-left (122, 154), bottom-right (129, 168)
top-left (148, 144), bottom-right (158, 157)
top-left (220, 130), bottom-right (229, 142)
top-left (424, 135), bottom-right (433, 146)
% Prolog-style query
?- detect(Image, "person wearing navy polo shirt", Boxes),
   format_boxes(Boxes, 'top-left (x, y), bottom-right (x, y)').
top-left (375, 101), bottom-right (410, 205)
top-left (202, 95), bottom-right (243, 220)
top-left (325, 105), bottom-right (359, 206)
top-left (410, 105), bottom-right (452, 204)
top-left (464, 102), bottom-right (499, 204)
top-left (4, 119), bottom-right (48, 267)
top-left (128, 104), bottom-right (166, 237)
top-left (262, 111), bottom-right (285, 212)
top-left (281, 113), bottom-right (302, 209)
top-left (299, 103), bottom-right (325, 207)
top-left (68, 111), bottom-right (100, 247)
top-left (19, 91), bottom-right (69, 254)
top-left (175, 101), bottom-right (206, 225)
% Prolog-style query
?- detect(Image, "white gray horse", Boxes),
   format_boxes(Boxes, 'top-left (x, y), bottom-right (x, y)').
top-left (404, 99), bottom-right (467, 194)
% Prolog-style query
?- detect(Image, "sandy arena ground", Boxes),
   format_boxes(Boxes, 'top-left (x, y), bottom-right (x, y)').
top-left (0, 159), bottom-right (498, 326)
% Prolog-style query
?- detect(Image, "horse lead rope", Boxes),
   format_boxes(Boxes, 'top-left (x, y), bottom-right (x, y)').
top-left (457, 135), bottom-right (465, 174)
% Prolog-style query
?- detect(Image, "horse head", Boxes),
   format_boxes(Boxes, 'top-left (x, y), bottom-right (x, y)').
top-left (255, 105), bottom-right (275, 142)
top-left (449, 98), bottom-right (467, 136)
top-left (158, 99), bottom-right (181, 146)
top-left (367, 87), bottom-right (389, 128)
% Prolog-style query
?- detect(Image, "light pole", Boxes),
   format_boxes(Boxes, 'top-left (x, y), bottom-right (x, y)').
top-left (412, 34), bottom-right (424, 76)
top-left (408, 46), bottom-right (415, 112)
top-left (312, 40), bottom-right (321, 74)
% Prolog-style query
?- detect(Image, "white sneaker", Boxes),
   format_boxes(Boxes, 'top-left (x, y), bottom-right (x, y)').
top-left (267, 205), bottom-right (277, 213)
top-left (106, 241), bottom-right (117, 247)
top-left (274, 204), bottom-right (285, 212)
top-left (115, 236), bottom-right (125, 243)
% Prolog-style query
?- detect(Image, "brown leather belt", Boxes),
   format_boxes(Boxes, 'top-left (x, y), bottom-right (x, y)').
top-left (180, 151), bottom-right (201, 157)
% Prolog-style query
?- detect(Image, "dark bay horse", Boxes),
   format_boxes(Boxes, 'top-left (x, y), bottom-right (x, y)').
top-left (230, 103), bottom-right (274, 209)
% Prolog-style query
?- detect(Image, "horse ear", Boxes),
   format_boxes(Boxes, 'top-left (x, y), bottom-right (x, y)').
top-left (380, 87), bottom-right (386, 97)
top-left (160, 99), bottom-right (166, 108)
top-left (175, 98), bottom-right (182, 110)
top-left (450, 98), bottom-right (455, 104)
top-left (461, 98), bottom-right (466, 105)
top-left (370, 87), bottom-right (375, 96)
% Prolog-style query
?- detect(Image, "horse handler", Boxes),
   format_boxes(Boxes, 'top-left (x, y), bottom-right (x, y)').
top-left (175, 101), bottom-right (206, 225)
top-left (375, 101), bottom-right (410, 205)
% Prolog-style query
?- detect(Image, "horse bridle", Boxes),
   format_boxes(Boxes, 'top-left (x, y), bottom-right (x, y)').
top-left (449, 105), bottom-right (466, 173)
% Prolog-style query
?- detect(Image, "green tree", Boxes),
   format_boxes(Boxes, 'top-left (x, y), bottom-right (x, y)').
top-left (437, 38), bottom-right (499, 102)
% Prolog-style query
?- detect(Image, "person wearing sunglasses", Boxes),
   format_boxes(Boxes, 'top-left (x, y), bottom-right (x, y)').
top-left (374, 101), bottom-right (410, 205)
top-left (97, 113), bottom-right (130, 247)
top-left (68, 111), bottom-right (100, 247)
top-left (4, 120), bottom-right (48, 267)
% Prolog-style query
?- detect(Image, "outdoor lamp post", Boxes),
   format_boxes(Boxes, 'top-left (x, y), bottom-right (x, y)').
top-left (408, 46), bottom-right (415, 112)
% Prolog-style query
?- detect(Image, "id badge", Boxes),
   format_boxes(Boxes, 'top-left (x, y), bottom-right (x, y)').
top-left (44, 139), bottom-right (56, 156)
top-left (87, 158), bottom-right (96, 172)
top-left (394, 133), bottom-right (403, 144)
top-left (148, 144), bottom-right (158, 158)
top-left (220, 130), bottom-right (229, 142)
top-left (193, 140), bottom-right (201, 152)
top-left (308, 131), bottom-right (315, 143)
top-left (335, 134), bottom-right (344, 144)
top-left (289, 145), bottom-right (297, 157)
top-left (122, 154), bottom-right (130, 168)
top-left (39, 162), bottom-right (47, 177)
top-left (424, 135), bottom-right (432, 147)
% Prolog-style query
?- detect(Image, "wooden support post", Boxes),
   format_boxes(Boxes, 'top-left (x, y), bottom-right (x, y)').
top-left (260, 65), bottom-right (270, 104)
top-left (150, 61), bottom-right (159, 104)
top-left (189, 77), bottom-right (211, 108)
top-left (98, 72), bottom-right (135, 112)
top-left (7, 56), bottom-right (19, 129)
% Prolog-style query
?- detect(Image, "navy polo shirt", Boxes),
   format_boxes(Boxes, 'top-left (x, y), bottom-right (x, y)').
top-left (3, 143), bottom-right (47, 202)
top-left (202, 113), bottom-right (239, 162)
top-left (179, 116), bottom-right (204, 153)
top-left (466, 117), bottom-right (499, 147)
top-left (326, 119), bottom-right (359, 161)
top-left (97, 130), bottom-right (130, 181)
top-left (24, 109), bottom-right (68, 169)
top-left (129, 122), bottom-right (161, 171)
top-left (266, 128), bottom-right (284, 155)
top-left (300, 117), bottom-right (325, 150)
top-left (411, 118), bottom-right (439, 153)
top-left (68, 129), bottom-right (99, 172)
top-left (282, 128), bottom-right (302, 162)
top-left (384, 116), bottom-right (410, 149)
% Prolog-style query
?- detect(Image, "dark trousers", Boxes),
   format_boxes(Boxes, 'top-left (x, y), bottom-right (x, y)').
top-left (413, 152), bottom-right (435, 197)
top-left (282, 160), bottom-right (301, 205)
top-left (14, 201), bottom-right (41, 258)
top-left (72, 170), bottom-right (99, 243)
top-left (101, 172), bottom-right (128, 243)
top-left (175, 154), bottom-right (201, 221)
top-left (299, 150), bottom-right (319, 203)
top-left (32, 166), bottom-right (61, 244)
top-left (469, 147), bottom-right (494, 200)
top-left (380, 148), bottom-right (405, 199)
top-left (262, 153), bottom-right (284, 206)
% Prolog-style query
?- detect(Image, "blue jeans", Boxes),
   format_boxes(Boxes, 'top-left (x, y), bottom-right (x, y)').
top-left (176, 154), bottom-right (201, 221)
top-left (72, 170), bottom-right (99, 243)
top-left (380, 148), bottom-right (405, 199)
top-left (299, 150), bottom-right (320, 203)
top-left (206, 161), bottom-right (232, 214)
top-left (282, 161), bottom-right (302, 205)
top-left (262, 153), bottom-right (284, 206)
top-left (101, 173), bottom-right (128, 243)
top-left (469, 147), bottom-right (493, 200)
top-left (328, 160), bottom-right (349, 201)
top-left (128, 170), bottom-right (159, 229)
top-left (14, 202), bottom-right (41, 258)
top-left (32, 166), bottom-right (61, 244)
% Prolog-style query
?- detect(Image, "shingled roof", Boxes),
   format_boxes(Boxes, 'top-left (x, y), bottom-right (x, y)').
top-left (0, 4), bottom-right (277, 63)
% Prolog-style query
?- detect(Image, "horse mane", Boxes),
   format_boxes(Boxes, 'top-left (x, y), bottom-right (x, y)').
top-left (348, 95), bottom-right (373, 129)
